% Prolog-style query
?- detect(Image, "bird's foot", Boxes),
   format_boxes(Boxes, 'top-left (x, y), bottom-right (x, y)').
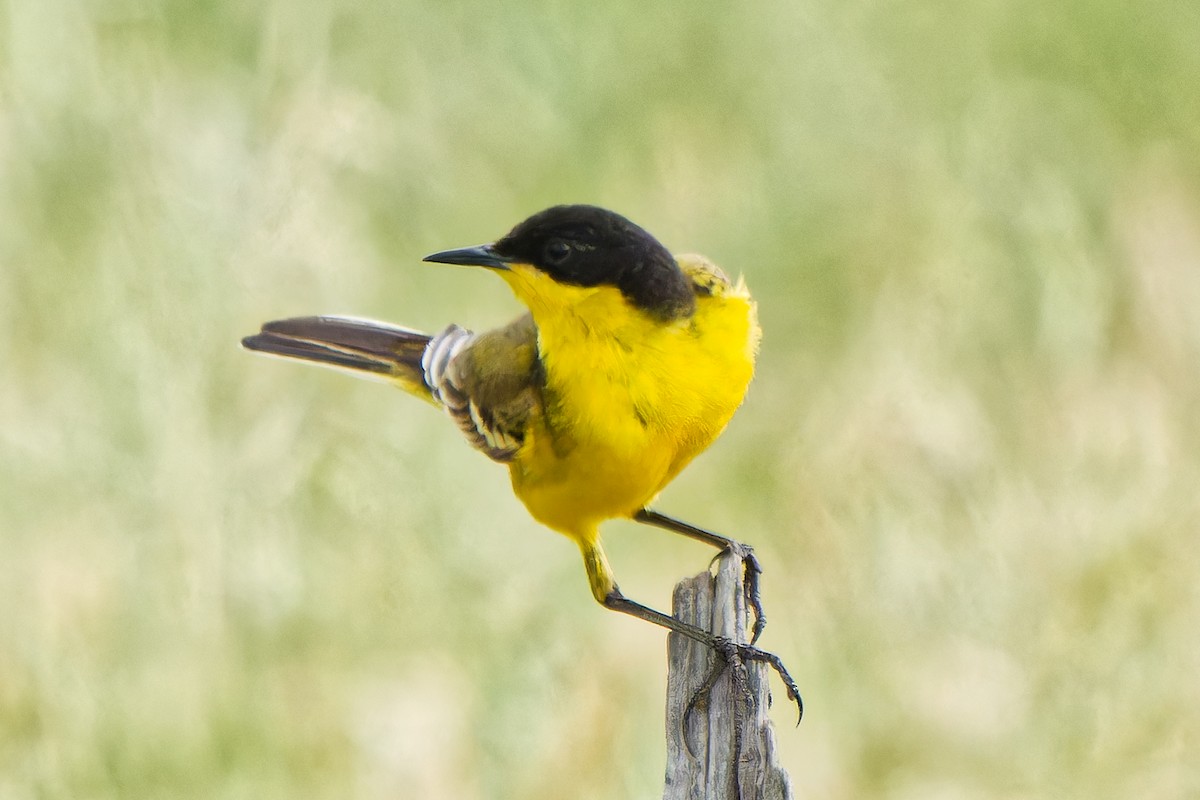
top-left (710, 542), bottom-right (766, 644)
top-left (685, 636), bottom-right (804, 731)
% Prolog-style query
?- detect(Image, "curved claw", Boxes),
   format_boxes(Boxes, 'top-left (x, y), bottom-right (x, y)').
top-left (681, 653), bottom-right (726, 759)
top-left (741, 550), bottom-right (767, 645)
top-left (709, 542), bottom-right (767, 644)
top-left (732, 641), bottom-right (805, 725)
top-left (707, 636), bottom-right (804, 725)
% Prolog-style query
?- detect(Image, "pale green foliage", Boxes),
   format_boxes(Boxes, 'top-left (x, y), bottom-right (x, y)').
top-left (2, 1), bottom-right (1199, 798)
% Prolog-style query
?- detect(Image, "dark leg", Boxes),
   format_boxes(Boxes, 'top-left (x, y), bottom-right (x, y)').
top-left (578, 539), bottom-right (803, 723)
top-left (633, 508), bottom-right (768, 644)
top-left (603, 588), bottom-right (803, 723)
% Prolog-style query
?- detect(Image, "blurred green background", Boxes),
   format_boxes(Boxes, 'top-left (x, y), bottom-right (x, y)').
top-left (3, 0), bottom-right (1199, 797)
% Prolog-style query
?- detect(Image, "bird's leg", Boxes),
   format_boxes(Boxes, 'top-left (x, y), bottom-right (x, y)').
top-left (578, 539), bottom-right (803, 723)
top-left (633, 508), bottom-right (768, 644)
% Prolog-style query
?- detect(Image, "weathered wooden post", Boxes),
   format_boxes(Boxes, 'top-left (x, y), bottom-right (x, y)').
top-left (663, 551), bottom-right (793, 800)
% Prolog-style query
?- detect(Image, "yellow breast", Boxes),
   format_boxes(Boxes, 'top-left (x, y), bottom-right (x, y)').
top-left (500, 257), bottom-right (759, 541)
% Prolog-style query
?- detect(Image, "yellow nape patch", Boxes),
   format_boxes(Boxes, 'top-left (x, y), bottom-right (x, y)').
top-left (676, 253), bottom-right (734, 296)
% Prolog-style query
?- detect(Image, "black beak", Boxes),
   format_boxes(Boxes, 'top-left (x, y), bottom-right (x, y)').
top-left (422, 243), bottom-right (513, 270)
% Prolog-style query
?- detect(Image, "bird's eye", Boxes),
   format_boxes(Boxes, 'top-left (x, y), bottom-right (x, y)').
top-left (543, 239), bottom-right (571, 266)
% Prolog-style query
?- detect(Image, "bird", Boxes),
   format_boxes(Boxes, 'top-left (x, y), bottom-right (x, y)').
top-left (242, 204), bottom-right (800, 716)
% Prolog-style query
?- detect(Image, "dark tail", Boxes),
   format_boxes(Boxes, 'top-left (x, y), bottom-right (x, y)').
top-left (242, 316), bottom-right (434, 400)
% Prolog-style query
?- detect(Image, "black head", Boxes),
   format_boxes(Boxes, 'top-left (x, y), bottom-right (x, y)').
top-left (496, 205), bottom-right (694, 319)
top-left (425, 205), bottom-right (695, 320)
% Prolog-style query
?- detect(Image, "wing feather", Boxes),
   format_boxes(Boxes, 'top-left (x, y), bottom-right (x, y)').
top-left (244, 313), bottom-right (543, 464)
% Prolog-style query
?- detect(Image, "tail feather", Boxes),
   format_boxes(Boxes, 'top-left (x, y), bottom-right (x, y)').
top-left (242, 315), bottom-right (434, 400)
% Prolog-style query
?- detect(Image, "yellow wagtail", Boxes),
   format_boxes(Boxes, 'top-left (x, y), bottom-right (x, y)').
top-left (243, 205), bottom-right (800, 716)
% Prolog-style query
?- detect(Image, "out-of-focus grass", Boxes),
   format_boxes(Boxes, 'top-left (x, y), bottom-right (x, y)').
top-left (3, 0), bottom-right (1199, 798)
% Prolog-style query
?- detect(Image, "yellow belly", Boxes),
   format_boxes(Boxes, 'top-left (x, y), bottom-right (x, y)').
top-left (510, 423), bottom-right (673, 536)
